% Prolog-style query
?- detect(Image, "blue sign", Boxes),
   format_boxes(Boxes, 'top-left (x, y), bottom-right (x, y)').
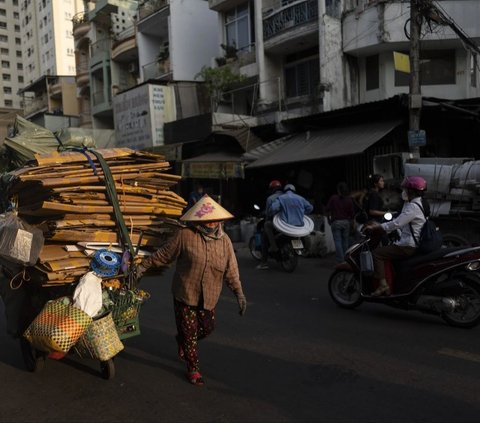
top-left (408, 130), bottom-right (426, 147)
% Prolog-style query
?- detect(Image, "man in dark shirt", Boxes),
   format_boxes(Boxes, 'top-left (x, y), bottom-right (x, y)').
top-left (326, 182), bottom-right (355, 262)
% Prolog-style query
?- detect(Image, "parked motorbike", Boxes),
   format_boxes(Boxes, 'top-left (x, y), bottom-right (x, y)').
top-left (248, 216), bottom-right (306, 273)
top-left (328, 226), bottom-right (480, 328)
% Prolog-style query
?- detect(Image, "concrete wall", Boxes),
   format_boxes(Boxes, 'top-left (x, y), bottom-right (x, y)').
top-left (358, 49), bottom-right (480, 103)
top-left (170, 0), bottom-right (219, 81)
top-left (344, 1), bottom-right (480, 55)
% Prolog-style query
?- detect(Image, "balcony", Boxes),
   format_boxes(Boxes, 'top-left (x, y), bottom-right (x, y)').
top-left (48, 79), bottom-right (62, 99)
top-left (263, 0), bottom-right (318, 40)
top-left (89, 0), bottom-right (138, 23)
top-left (72, 12), bottom-right (90, 39)
top-left (139, 0), bottom-right (169, 20)
top-left (77, 71), bottom-right (90, 87)
top-left (263, 0), bottom-right (319, 54)
top-left (90, 38), bottom-right (111, 67)
top-left (111, 27), bottom-right (137, 62)
top-left (142, 58), bottom-right (172, 81)
top-left (92, 89), bottom-right (112, 117)
top-left (24, 95), bottom-right (48, 117)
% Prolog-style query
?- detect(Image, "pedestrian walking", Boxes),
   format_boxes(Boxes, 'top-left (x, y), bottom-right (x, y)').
top-left (135, 194), bottom-right (247, 386)
top-left (326, 182), bottom-right (355, 262)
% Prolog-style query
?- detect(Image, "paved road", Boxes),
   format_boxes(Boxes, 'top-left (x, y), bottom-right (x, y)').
top-left (1, 246), bottom-right (480, 422)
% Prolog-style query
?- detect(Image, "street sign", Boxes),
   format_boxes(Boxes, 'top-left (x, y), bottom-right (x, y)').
top-left (408, 130), bottom-right (426, 147)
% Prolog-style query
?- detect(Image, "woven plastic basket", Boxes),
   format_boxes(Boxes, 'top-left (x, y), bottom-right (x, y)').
top-left (74, 312), bottom-right (124, 361)
top-left (24, 298), bottom-right (93, 353)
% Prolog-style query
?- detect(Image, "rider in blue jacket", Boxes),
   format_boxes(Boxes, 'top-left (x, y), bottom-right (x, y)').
top-left (269, 184), bottom-right (313, 226)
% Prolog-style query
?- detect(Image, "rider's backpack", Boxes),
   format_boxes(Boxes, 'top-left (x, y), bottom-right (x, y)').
top-left (409, 202), bottom-right (443, 254)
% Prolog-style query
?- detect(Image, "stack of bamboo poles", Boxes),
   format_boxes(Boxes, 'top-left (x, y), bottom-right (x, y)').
top-left (6, 148), bottom-right (186, 286)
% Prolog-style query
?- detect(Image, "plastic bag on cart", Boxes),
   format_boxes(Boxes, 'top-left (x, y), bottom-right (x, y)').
top-left (73, 271), bottom-right (103, 318)
top-left (0, 212), bottom-right (44, 266)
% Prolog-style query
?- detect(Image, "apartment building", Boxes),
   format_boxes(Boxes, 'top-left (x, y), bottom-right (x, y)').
top-left (20, 0), bottom-right (83, 84)
top-left (17, 0), bottom-right (84, 128)
top-left (0, 0), bottom-right (23, 110)
top-left (343, 0), bottom-right (480, 104)
top-left (73, 0), bottom-right (138, 129)
top-left (208, 0), bottom-right (480, 122)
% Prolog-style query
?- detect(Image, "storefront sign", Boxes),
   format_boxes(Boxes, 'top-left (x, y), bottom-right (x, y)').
top-left (408, 130), bottom-right (426, 147)
top-left (113, 84), bottom-right (176, 149)
top-left (182, 162), bottom-right (245, 179)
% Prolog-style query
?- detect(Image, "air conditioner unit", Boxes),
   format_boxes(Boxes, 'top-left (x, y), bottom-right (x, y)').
top-left (128, 62), bottom-right (138, 73)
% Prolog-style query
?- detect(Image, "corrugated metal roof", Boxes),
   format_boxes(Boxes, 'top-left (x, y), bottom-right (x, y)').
top-left (182, 151), bottom-right (243, 162)
top-left (246, 120), bottom-right (401, 169)
top-left (242, 135), bottom-right (291, 161)
top-left (213, 127), bottom-right (264, 152)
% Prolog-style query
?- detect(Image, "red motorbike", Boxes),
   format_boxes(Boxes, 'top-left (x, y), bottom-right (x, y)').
top-left (328, 228), bottom-right (480, 328)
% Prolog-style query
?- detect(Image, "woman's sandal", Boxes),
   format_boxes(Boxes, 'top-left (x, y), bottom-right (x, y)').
top-left (187, 371), bottom-right (205, 386)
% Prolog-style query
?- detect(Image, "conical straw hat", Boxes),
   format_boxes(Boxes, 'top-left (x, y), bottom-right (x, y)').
top-left (181, 194), bottom-right (234, 222)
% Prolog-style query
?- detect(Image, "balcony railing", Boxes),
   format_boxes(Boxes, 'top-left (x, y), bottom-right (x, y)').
top-left (263, 0), bottom-right (318, 40)
top-left (24, 95), bottom-right (48, 116)
top-left (77, 58), bottom-right (89, 74)
top-left (139, 0), bottom-right (169, 20)
top-left (142, 59), bottom-right (171, 80)
top-left (72, 12), bottom-right (87, 27)
top-left (72, 12), bottom-right (90, 38)
top-left (90, 38), bottom-right (112, 58)
top-left (113, 26), bottom-right (135, 47)
top-left (92, 90), bottom-right (108, 106)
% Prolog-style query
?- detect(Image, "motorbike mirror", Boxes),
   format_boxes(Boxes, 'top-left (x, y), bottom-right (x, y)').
top-left (384, 212), bottom-right (393, 221)
top-left (253, 204), bottom-right (260, 211)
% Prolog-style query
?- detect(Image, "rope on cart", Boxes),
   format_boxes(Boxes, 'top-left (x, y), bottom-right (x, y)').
top-left (10, 268), bottom-right (30, 290)
top-left (87, 149), bottom-right (138, 289)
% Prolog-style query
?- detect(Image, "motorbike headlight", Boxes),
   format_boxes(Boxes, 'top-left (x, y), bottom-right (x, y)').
top-left (466, 261), bottom-right (480, 271)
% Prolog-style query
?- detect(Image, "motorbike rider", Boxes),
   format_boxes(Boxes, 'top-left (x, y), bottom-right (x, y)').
top-left (363, 176), bottom-right (428, 296)
top-left (256, 180), bottom-right (284, 270)
top-left (269, 184), bottom-right (313, 227)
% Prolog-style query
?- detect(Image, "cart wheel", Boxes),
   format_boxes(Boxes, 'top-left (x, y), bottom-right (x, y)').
top-left (20, 338), bottom-right (46, 373)
top-left (100, 359), bottom-right (115, 380)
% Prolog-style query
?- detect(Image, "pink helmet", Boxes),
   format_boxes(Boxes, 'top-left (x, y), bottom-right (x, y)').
top-left (401, 176), bottom-right (427, 191)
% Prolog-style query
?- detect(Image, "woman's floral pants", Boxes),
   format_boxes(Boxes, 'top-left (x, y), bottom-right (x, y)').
top-left (174, 299), bottom-right (215, 373)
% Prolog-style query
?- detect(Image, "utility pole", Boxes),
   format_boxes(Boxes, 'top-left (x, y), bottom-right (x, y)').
top-left (409, 0), bottom-right (423, 156)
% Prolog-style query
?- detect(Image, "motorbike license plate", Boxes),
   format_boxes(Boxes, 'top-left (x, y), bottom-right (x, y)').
top-left (291, 239), bottom-right (303, 249)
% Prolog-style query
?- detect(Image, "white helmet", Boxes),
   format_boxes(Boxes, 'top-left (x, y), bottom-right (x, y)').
top-left (284, 184), bottom-right (296, 192)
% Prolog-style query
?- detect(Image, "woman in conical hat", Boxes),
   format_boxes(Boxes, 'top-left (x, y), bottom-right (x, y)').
top-left (135, 194), bottom-right (247, 386)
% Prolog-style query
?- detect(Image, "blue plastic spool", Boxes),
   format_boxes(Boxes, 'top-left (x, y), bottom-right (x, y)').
top-left (91, 249), bottom-right (121, 277)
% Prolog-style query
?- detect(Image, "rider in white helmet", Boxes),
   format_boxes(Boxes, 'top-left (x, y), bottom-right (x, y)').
top-left (270, 184), bottom-right (313, 227)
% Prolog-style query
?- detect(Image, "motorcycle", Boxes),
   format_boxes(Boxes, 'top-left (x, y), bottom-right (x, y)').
top-left (248, 214), bottom-right (307, 273)
top-left (328, 226), bottom-right (480, 328)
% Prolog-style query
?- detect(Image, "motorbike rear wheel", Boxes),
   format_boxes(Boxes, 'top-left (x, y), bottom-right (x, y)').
top-left (328, 269), bottom-right (363, 309)
top-left (280, 242), bottom-right (298, 273)
top-left (248, 236), bottom-right (262, 261)
top-left (441, 278), bottom-right (480, 328)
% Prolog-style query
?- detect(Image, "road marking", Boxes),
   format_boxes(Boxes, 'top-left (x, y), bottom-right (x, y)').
top-left (438, 347), bottom-right (480, 364)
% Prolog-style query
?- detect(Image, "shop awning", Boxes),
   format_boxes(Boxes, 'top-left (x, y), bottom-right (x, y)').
top-left (242, 135), bottom-right (290, 161)
top-left (246, 120), bottom-right (401, 169)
